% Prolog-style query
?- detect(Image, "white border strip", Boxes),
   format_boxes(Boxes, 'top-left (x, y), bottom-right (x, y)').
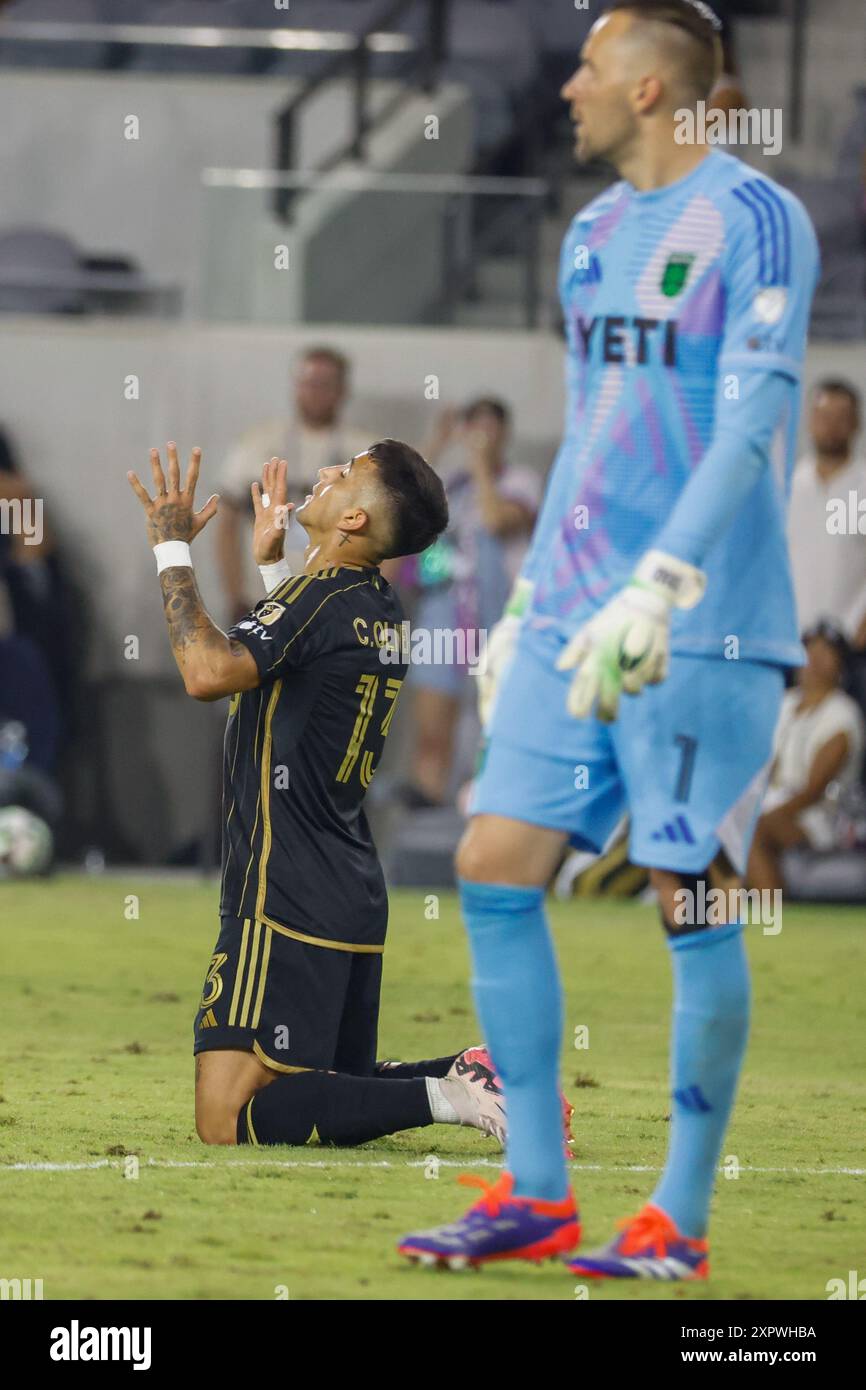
top-left (2, 1157), bottom-right (863, 1176)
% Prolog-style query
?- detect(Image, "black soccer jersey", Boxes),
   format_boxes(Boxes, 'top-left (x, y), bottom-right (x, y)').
top-left (220, 567), bottom-right (408, 950)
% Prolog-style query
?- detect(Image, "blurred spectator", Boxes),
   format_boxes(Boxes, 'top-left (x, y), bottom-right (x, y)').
top-left (748, 622), bottom-right (865, 893)
top-left (398, 398), bottom-right (540, 808)
top-left (216, 347), bottom-right (374, 620)
top-left (0, 429), bottom-right (72, 777)
top-left (788, 379), bottom-right (866, 648)
top-left (707, 14), bottom-right (748, 119)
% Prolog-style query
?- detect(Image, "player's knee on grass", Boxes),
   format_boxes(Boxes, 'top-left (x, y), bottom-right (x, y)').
top-left (194, 1049), bottom-right (273, 1146)
top-left (195, 1095), bottom-right (240, 1147)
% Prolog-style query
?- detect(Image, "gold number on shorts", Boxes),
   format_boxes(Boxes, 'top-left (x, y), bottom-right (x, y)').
top-left (200, 952), bottom-right (228, 1009)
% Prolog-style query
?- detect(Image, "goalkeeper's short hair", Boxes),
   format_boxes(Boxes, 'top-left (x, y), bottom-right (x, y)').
top-left (604, 0), bottom-right (724, 103)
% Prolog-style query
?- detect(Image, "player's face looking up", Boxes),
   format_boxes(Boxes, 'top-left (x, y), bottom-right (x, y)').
top-left (295, 452), bottom-right (373, 539)
top-left (295, 440), bottom-right (448, 565)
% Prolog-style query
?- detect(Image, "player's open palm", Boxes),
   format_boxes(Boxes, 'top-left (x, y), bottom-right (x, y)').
top-left (128, 443), bottom-right (219, 548)
top-left (251, 457), bottom-right (294, 565)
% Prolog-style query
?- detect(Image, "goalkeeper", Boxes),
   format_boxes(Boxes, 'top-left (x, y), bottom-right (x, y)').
top-left (399, 0), bottom-right (819, 1277)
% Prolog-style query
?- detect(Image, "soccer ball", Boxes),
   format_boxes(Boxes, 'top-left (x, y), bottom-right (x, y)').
top-left (0, 805), bottom-right (53, 878)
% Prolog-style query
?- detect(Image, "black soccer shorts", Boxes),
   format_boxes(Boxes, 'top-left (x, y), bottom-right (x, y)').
top-left (193, 916), bottom-right (383, 1076)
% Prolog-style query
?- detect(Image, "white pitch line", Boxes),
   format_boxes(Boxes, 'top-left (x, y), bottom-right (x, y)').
top-left (1, 1157), bottom-right (863, 1176)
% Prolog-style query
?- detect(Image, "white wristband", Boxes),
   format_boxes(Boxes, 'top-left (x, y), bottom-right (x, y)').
top-left (259, 558), bottom-right (292, 594)
top-left (154, 541), bottom-right (193, 574)
top-left (632, 549), bottom-right (706, 611)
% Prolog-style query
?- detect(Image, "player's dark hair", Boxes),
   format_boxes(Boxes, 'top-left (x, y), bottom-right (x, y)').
top-left (813, 378), bottom-right (861, 415)
top-left (368, 439), bottom-right (449, 561)
top-left (463, 396), bottom-right (511, 428)
top-left (604, 0), bottom-right (723, 102)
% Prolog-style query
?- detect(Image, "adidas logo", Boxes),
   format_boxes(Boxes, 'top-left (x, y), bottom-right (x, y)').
top-left (650, 814), bottom-right (696, 845)
top-left (673, 1085), bottom-right (712, 1113)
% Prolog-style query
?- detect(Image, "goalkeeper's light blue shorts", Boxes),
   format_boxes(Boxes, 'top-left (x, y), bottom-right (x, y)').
top-left (469, 618), bottom-right (785, 875)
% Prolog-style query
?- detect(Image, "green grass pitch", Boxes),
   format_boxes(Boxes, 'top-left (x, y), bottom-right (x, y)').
top-left (1, 875), bottom-right (864, 1301)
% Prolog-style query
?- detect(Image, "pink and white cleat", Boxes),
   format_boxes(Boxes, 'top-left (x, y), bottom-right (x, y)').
top-left (444, 1045), bottom-right (576, 1157)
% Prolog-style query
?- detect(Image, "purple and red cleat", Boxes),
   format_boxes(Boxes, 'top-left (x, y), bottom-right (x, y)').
top-left (398, 1172), bottom-right (581, 1270)
top-left (567, 1203), bottom-right (709, 1281)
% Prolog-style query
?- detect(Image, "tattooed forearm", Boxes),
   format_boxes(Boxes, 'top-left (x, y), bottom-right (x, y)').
top-left (160, 566), bottom-right (210, 653)
top-left (159, 566), bottom-right (256, 699)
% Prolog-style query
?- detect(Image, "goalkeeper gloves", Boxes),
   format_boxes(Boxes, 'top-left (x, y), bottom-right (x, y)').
top-left (556, 550), bottom-right (706, 723)
top-left (477, 577), bottom-right (534, 728)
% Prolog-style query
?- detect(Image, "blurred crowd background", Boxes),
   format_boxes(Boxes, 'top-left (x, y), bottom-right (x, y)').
top-left (1, 0), bottom-right (865, 901)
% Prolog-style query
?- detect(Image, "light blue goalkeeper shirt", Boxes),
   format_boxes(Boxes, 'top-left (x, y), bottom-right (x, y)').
top-left (525, 150), bottom-right (820, 666)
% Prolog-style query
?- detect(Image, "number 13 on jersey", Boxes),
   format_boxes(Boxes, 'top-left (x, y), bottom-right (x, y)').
top-left (337, 675), bottom-right (403, 787)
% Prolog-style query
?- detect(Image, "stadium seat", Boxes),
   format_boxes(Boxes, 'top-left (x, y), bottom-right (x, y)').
top-left (0, 227), bottom-right (86, 314)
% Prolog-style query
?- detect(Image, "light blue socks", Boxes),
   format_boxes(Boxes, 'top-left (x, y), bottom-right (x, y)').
top-left (652, 922), bottom-right (751, 1238)
top-left (458, 879), bottom-right (568, 1201)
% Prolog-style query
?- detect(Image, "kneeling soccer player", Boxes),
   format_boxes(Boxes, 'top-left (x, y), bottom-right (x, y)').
top-left (399, 0), bottom-right (819, 1276)
top-left (129, 442), bottom-right (571, 1151)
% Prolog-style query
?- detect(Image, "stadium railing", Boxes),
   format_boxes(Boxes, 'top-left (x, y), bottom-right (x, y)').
top-left (0, 16), bottom-right (415, 61)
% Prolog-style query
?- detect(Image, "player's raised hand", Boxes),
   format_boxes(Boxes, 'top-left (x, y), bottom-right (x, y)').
top-left (556, 550), bottom-right (707, 723)
top-left (251, 457), bottom-right (294, 565)
top-left (127, 443), bottom-right (219, 549)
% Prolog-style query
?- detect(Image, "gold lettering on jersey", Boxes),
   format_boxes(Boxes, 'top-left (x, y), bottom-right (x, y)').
top-left (353, 616), bottom-right (399, 650)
